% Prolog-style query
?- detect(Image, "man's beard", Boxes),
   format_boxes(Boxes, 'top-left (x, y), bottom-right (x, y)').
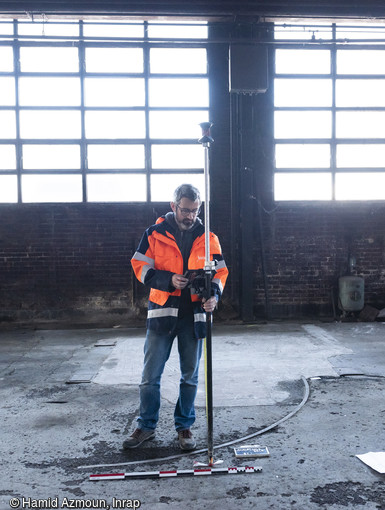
top-left (176, 217), bottom-right (194, 231)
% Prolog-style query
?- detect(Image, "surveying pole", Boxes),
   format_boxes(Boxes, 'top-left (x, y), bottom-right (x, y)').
top-left (197, 122), bottom-right (218, 468)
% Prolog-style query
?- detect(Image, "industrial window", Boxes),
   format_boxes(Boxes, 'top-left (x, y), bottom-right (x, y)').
top-left (0, 19), bottom-right (208, 203)
top-left (274, 22), bottom-right (385, 201)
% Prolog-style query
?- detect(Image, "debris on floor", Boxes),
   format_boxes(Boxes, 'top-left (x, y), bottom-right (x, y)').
top-left (358, 305), bottom-right (379, 322)
top-left (356, 451), bottom-right (385, 474)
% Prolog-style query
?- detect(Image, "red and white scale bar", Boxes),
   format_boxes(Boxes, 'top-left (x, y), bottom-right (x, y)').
top-left (90, 466), bottom-right (262, 481)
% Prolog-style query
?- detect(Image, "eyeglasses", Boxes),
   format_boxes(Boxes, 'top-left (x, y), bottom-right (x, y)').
top-left (176, 205), bottom-right (201, 216)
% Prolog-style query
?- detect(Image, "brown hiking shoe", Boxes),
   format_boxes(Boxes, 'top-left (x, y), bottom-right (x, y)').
top-left (178, 429), bottom-right (196, 451)
top-left (123, 428), bottom-right (155, 449)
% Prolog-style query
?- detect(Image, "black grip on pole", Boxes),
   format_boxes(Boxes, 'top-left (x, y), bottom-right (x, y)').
top-left (203, 270), bottom-right (213, 301)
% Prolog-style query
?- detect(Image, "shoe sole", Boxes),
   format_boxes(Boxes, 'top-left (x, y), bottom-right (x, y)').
top-left (123, 432), bottom-right (155, 449)
top-left (179, 442), bottom-right (197, 451)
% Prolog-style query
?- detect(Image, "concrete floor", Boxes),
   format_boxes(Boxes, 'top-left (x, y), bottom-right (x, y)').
top-left (1, 321), bottom-right (385, 509)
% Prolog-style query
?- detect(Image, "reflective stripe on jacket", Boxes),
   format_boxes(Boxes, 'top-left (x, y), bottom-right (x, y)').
top-left (131, 215), bottom-right (228, 338)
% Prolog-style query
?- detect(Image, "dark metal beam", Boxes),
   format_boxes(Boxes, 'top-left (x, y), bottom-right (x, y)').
top-left (1, 1), bottom-right (385, 21)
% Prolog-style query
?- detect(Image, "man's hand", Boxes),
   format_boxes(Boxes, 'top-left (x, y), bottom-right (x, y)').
top-left (172, 273), bottom-right (189, 290)
top-left (202, 296), bottom-right (217, 313)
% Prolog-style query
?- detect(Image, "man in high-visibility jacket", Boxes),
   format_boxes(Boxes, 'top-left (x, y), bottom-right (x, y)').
top-left (124, 183), bottom-right (228, 451)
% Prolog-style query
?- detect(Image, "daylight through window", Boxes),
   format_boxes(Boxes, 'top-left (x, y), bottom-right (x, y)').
top-left (0, 19), bottom-right (208, 203)
top-left (274, 22), bottom-right (385, 201)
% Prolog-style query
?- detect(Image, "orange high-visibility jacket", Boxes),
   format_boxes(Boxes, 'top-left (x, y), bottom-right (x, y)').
top-left (131, 214), bottom-right (228, 338)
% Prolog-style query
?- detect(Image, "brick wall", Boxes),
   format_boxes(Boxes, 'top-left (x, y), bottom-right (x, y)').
top-left (1, 200), bottom-right (384, 326)
top-left (0, 203), bottom-right (160, 325)
top-left (254, 203), bottom-right (385, 318)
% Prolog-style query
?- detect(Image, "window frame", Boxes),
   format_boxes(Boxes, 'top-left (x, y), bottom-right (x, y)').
top-left (274, 22), bottom-right (385, 202)
top-left (0, 19), bottom-right (209, 203)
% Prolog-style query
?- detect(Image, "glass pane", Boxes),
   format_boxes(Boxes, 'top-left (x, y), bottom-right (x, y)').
top-left (19, 47), bottom-right (79, 72)
top-left (18, 20), bottom-right (79, 37)
top-left (274, 79), bottom-right (332, 107)
top-left (22, 174), bottom-right (82, 202)
top-left (84, 78), bottom-right (145, 107)
top-left (152, 144), bottom-right (204, 169)
top-left (336, 79), bottom-right (385, 107)
top-left (337, 144), bottom-right (385, 168)
top-left (149, 78), bottom-right (209, 107)
top-left (147, 21), bottom-right (207, 39)
top-left (336, 112), bottom-right (385, 138)
top-left (337, 49), bottom-right (385, 75)
top-left (149, 110), bottom-right (209, 139)
top-left (87, 144), bottom-right (145, 169)
top-left (0, 111), bottom-right (16, 138)
top-left (0, 77), bottom-right (15, 106)
top-left (275, 49), bottom-right (330, 74)
top-left (87, 174), bottom-right (146, 202)
top-left (19, 77), bottom-right (80, 106)
top-left (85, 111), bottom-right (145, 139)
top-left (336, 172), bottom-right (385, 200)
top-left (151, 173), bottom-right (205, 202)
top-left (274, 111), bottom-right (332, 139)
top-left (0, 20), bottom-right (13, 36)
top-left (85, 47), bottom-right (143, 73)
top-left (274, 23), bottom-right (332, 41)
top-left (20, 111), bottom-right (81, 139)
top-left (336, 23), bottom-right (385, 41)
top-left (0, 145), bottom-right (16, 169)
top-left (83, 21), bottom-right (144, 38)
top-left (274, 173), bottom-right (332, 200)
top-left (0, 46), bottom-right (13, 71)
top-left (0, 175), bottom-right (17, 203)
top-left (275, 144), bottom-right (330, 168)
top-left (23, 145), bottom-right (80, 169)
top-left (150, 48), bottom-right (207, 74)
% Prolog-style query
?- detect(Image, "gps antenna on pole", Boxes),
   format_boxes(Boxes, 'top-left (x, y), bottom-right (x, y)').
top-left (198, 121), bottom-right (214, 275)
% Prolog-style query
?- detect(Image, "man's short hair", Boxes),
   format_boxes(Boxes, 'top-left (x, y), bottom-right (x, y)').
top-left (173, 184), bottom-right (201, 205)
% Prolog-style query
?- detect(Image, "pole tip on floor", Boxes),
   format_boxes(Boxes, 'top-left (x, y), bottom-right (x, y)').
top-left (193, 458), bottom-right (224, 468)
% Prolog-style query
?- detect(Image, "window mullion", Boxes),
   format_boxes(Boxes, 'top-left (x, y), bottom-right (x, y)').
top-left (79, 20), bottom-right (86, 203)
top-left (14, 20), bottom-right (22, 203)
top-left (144, 22), bottom-right (151, 203)
top-left (331, 23), bottom-right (337, 201)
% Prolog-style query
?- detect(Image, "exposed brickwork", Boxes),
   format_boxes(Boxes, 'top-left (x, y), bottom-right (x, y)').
top-left (254, 203), bottom-right (385, 318)
top-left (1, 201), bottom-right (384, 325)
top-left (0, 203), bottom-right (153, 325)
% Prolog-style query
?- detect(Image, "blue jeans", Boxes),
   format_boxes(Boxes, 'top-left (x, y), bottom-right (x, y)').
top-left (137, 315), bottom-right (203, 432)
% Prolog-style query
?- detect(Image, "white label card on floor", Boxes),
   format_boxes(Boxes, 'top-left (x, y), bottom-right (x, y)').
top-left (234, 445), bottom-right (270, 458)
top-left (356, 452), bottom-right (385, 474)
